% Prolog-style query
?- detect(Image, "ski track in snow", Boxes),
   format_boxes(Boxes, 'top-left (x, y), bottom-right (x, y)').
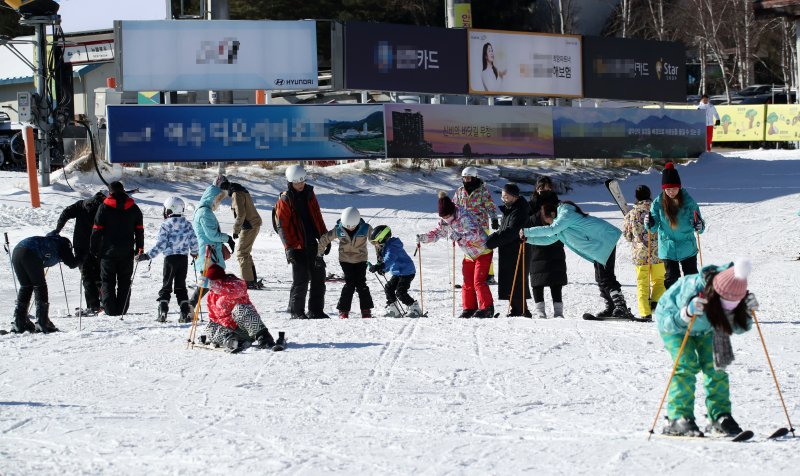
top-left (1, 154), bottom-right (800, 474)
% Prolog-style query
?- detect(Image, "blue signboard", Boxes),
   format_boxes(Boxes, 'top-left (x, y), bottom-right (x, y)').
top-left (106, 104), bottom-right (386, 163)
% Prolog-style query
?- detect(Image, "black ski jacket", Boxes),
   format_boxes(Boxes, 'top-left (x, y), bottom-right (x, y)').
top-left (55, 192), bottom-right (105, 255)
top-left (90, 192), bottom-right (144, 259)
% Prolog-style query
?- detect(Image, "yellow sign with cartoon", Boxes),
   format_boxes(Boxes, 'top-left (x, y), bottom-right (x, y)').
top-left (713, 105), bottom-right (765, 142)
top-left (764, 105), bottom-right (800, 141)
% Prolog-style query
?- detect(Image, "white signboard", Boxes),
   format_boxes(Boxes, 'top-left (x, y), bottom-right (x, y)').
top-left (64, 41), bottom-right (115, 64)
top-left (116, 20), bottom-right (318, 91)
top-left (468, 29), bottom-right (582, 97)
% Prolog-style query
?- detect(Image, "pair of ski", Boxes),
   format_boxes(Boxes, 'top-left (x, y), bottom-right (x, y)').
top-left (659, 427), bottom-right (790, 443)
top-left (192, 339), bottom-right (286, 354)
top-left (582, 312), bottom-right (652, 323)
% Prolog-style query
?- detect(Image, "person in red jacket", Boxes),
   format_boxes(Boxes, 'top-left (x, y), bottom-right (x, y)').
top-left (200, 264), bottom-right (285, 352)
top-left (274, 164), bottom-right (330, 319)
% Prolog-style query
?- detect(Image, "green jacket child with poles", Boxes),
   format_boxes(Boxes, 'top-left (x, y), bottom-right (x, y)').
top-left (654, 258), bottom-right (757, 438)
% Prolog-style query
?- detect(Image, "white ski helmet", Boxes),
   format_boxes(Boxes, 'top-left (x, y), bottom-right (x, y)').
top-left (163, 196), bottom-right (185, 217)
top-left (285, 164), bottom-right (307, 183)
top-left (461, 166), bottom-right (479, 178)
top-left (340, 207), bottom-right (361, 229)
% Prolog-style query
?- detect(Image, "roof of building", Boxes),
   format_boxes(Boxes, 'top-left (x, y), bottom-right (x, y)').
top-left (0, 37), bottom-right (104, 86)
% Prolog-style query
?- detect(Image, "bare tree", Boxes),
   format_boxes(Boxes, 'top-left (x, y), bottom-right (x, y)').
top-left (647, 0), bottom-right (666, 40)
top-left (686, 0), bottom-right (736, 101)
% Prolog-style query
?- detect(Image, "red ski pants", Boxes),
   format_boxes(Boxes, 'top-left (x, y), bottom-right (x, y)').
top-left (706, 126), bottom-right (714, 152)
top-left (462, 252), bottom-right (494, 311)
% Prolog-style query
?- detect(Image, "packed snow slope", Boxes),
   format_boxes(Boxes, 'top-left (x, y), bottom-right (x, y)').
top-left (1, 151), bottom-right (799, 475)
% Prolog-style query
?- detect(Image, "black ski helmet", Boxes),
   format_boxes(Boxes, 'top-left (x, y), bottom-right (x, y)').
top-left (370, 225), bottom-right (392, 244)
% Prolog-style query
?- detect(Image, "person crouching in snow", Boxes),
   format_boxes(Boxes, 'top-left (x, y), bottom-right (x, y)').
top-left (200, 264), bottom-right (285, 352)
top-left (135, 197), bottom-right (199, 323)
top-left (368, 225), bottom-right (422, 318)
top-left (417, 191), bottom-right (494, 318)
top-left (655, 258), bottom-right (757, 437)
top-left (318, 207), bottom-right (375, 319)
top-left (11, 232), bottom-right (80, 333)
top-left (521, 196), bottom-right (633, 319)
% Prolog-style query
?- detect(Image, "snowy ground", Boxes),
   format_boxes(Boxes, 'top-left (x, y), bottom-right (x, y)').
top-left (1, 151), bottom-right (799, 475)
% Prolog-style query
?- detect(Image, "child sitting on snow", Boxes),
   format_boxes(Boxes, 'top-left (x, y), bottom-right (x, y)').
top-left (136, 197), bottom-right (198, 323)
top-left (655, 258), bottom-right (757, 437)
top-left (368, 225), bottom-right (422, 318)
top-left (200, 264), bottom-right (285, 352)
top-left (317, 207), bottom-right (376, 319)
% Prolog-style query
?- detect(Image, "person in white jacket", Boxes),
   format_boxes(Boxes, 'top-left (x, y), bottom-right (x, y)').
top-left (698, 95), bottom-right (721, 152)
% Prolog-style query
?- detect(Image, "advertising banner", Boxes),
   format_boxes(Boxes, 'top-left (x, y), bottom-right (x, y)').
top-left (343, 22), bottom-right (468, 94)
top-left (582, 36), bottom-right (686, 102)
top-left (106, 105), bottom-right (385, 163)
top-left (764, 105), bottom-right (800, 141)
top-left (116, 20), bottom-right (317, 91)
top-left (385, 103), bottom-right (553, 159)
top-left (468, 29), bottom-right (582, 97)
top-left (553, 107), bottom-right (705, 158)
top-left (713, 105), bottom-right (766, 142)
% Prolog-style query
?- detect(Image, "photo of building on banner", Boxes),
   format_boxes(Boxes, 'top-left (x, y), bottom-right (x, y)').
top-left (384, 103), bottom-right (553, 159)
top-left (106, 105), bottom-right (385, 163)
top-left (552, 107), bottom-right (706, 159)
top-left (467, 29), bottom-right (582, 97)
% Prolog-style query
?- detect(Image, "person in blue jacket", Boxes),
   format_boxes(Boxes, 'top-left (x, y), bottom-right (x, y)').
top-left (521, 195), bottom-right (633, 318)
top-left (654, 258), bottom-right (757, 438)
top-left (368, 225), bottom-right (422, 318)
top-left (645, 162), bottom-right (704, 290)
top-left (11, 233), bottom-right (80, 333)
top-left (191, 176), bottom-right (236, 307)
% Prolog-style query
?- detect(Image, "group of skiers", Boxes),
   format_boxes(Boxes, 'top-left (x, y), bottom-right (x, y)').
top-left (6, 161), bottom-right (764, 438)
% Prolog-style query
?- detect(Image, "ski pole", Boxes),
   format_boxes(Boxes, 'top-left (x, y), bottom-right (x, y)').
top-left (648, 310), bottom-right (699, 440)
top-left (4, 232), bottom-right (17, 294)
top-left (369, 265), bottom-right (406, 315)
top-left (507, 241), bottom-right (524, 317)
top-left (452, 240), bottom-right (456, 319)
top-left (416, 243), bottom-right (424, 315)
top-left (647, 230), bottom-right (653, 310)
top-left (78, 275), bottom-right (83, 331)
top-left (750, 309), bottom-right (796, 437)
top-left (521, 241), bottom-right (526, 317)
top-left (188, 246), bottom-right (212, 348)
top-left (27, 267), bottom-right (50, 315)
top-left (122, 254), bottom-right (141, 320)
top-left (58, 262), bottom-right (71, 317)
top-left (694, 211), bottom-right (703, 267)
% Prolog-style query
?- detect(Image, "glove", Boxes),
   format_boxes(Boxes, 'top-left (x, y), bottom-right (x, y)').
top-left (745, 292), bottom-right (759, 312)
top-left (369, 262), bottom-right (384, 274)
top-left (491, 218), bottom-right (499, 230)
top-left (324, 243), bottom-right (331, 255)
top-left (683, 295), bottom-right (708, 321)
top-left (715, 119), bottom-right (721, 126)
top-left (191, 252), bottom-right (198, 259)
top-left (315, 256), bottom-right (325, 269)
top-left (227, 236), bottom-right (235, 253)
top-left (287, 249), bottom-right (301, 265)
top-left (416, 234), bottom-right (424, 244)
top-left (693, 219), bottom-right (704, 232)
top-left (643, 213), bottom-right (653, 228)
top-left (213, 174), bottom-right (228, 188)
top-left (47, 230), bottom-right (60, 237)
top-left (233, 232), bottom-right (239, 240)
top-left (135, 252), bottom-right (151, 262)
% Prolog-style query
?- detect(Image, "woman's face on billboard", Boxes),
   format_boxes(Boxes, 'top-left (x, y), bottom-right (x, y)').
top-left (485, 44), bottom-right (494, 64)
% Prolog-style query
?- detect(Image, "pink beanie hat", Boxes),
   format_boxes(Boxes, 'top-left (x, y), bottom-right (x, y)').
top-left (713, 258), bottom-right (751, 301)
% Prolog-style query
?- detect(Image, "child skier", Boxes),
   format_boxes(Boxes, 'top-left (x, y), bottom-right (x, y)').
top-left (453, 166), bottom-right (499, 284)
top-left (623, 185), bottom-right (666, 320)
top-left (10, 232), bottom-right (80, 333)
top-left (368, 225), bottom-right (422, 318)
top-left (655, 258), bottom-right (757, 437)
top-left (135, 197), bottom-right (199, 323)
top-left (418, 191), bottom-right (494, 318)
top-left (317, 207), bottom-right (375, 319)
top-left (200, 264), bottom-right (285, 352)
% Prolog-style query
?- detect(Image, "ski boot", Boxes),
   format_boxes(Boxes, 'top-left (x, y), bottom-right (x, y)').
top-left (663, 417), bottom-right (704, 437)
top-left (255, 328), bottom-right (276, 349)
top-left (290, 312), bottom-right (308, 320)
top-left (596, 290), bottom-right (615, 318)
top-left (339, 310), bottom-right (349, 319)
top-left (156, 300), bottom-right (169, 323)
top-left (34, 303), bottom-right (58, 334)
top-left (705, 414), bottom-right (743, 437)
top-left (610, 290), bottom-right (633, 318)
top-left (473, 305), bottom-right (495, 318)
top-left (458, 309), bottom-right (477, 319)
top-left (361, 309), bottom-right (372, 319)
top-left (178, 301), bottom-right (193, 323)
top-left (553, 302), bottom-right (564, 318)
top-left (534, 301), bottom-right (547, 319)
top-left (223, 336), bottom-right (241, 353)
top-left (383, 302), bottom-right (403, 318)
top-left (247, 280), bottom-right (264, 290)
top-left (272, 331), bottom-right (286, 351)
top-left (307, 311), bottom-right (331, 319)
top-left (405, 301), bottom-right (422, 318)
top-left (11, 300), bottom-right (36, 333)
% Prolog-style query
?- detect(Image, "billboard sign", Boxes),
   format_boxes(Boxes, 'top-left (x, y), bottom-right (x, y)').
top-left (582, 36), bottom-right (686, 102)
top-left (553, 107), bottom-right (705, 158)
top-left (115, 20), bottom-right (317, 91)
top-left (342, 22), bottom-right (468, 95)
top-left (106, 105), bottom-right (385, 163)
top-left (764, 105), bottom-right (800, 140)
top-left (468, 29), bottom-right (582, 97)
top-left (384, 103), bottom-right (553, 159)
top-left (713, 105), bottom-right (766, 141)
